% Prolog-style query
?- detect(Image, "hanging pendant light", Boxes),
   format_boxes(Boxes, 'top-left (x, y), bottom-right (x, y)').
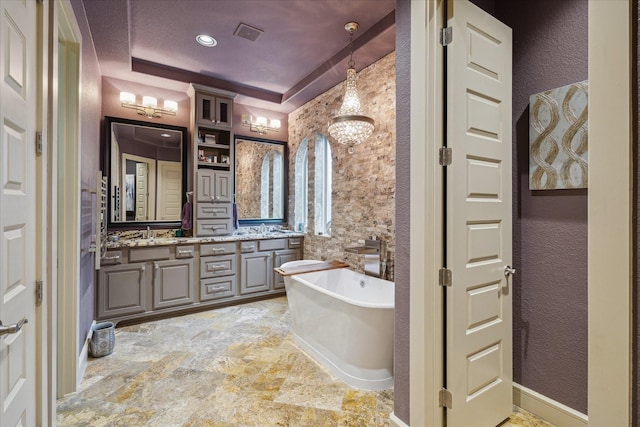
top-left (328, 22), bottom-right (375, 148)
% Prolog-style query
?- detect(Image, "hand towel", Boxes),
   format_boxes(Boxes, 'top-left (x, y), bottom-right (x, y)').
top-left (181, 201), bottom-right (192, 230)
top-left (233, 203), bottom-right (239, 230)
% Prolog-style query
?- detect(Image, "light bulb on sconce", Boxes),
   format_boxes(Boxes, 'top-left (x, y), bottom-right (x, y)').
top-left (241, 114), bottom-right (282, 135)
top-left (119, 92), bottom-right (178, 119)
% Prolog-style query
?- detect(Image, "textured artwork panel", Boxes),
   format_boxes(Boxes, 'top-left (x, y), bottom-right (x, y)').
top-left (529, 81), bottom-right (588, 190)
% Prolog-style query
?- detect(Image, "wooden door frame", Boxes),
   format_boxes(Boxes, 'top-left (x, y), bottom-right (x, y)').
top-left (55, 0), bottom-right (82, 398)
top-left (36, 0), bottom-right (53, 425)
top-left (407, 2), bottom-right (634, 427)
top-left (587, 1), bottom-right (633, 425)
top-left (407, 1), bottom-right (445, 426)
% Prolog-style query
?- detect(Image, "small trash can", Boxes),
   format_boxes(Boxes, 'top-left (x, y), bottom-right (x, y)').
top-left (89, 321), bottom-right (115, 358)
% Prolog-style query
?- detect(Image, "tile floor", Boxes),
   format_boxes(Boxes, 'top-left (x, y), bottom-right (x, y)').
top-left (57, 297), bottom-right (554, 427)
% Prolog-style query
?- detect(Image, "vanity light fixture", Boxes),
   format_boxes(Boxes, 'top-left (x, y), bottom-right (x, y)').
top-left (119, 92), bottom-right (178, 119)
top-left (241, 114), bottom-right (281, 135)
top-left (327, 21), bottom-right (375, 149)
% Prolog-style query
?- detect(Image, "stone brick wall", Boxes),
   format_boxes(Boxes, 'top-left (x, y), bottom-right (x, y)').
top-left (287, 52), bottom-right (396, 280)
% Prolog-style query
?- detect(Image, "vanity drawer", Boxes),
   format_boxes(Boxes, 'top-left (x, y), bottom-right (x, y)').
top-left (129, 246), bottom-right (171, 262)
top-left (200, 254), bottom-right (236, 278)
top-left (258, 239), bottom-right (286, 251)
top-left (200, 242), bottom-right (236, 256)
top-left (288, 238), bottom-right (303, 249)
top-left (239, 241), bottom-right (257, 253)
top-left (101, 250), bottom-right (123, 265)
top-left (175, 245), bottom-right (195, 259)
top-left (200, 276), bottom-right (237, 301)
top-left (197, 219), bottom-right (233, 236)
top-left (197, 203), bottom-right (231, 219)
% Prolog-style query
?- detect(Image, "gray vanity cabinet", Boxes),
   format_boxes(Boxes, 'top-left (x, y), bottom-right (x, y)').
top-left (273, 249), bottom-right (301, 289)
top-left (196, 169), bottom-right (233, 236)
top-left (190, 84), bottom-right (236, 238)
top-left (239, 241), bottom-right (272, 294)
top-left (200, 242), bottom-right (237, 301)
top-left (97, 262), bottom-right (147, 319)
top-left (97, 236), bottom-right (301, 323)
top-left (152, 258), bottom-right (195, 310)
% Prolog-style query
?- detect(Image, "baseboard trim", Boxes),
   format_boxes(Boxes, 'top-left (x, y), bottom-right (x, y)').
top-left (513, 383), bottom-right (588, 427)
top-left (76, 320), bottom-right (95, 390)
top-left (389, 412), bottom-right (410, 427)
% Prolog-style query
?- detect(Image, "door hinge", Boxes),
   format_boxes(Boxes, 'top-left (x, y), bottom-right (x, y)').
top-left (439, 387), bottom-right (453, 409)
top-left (36, 280), bottom-right (43, 306)
top-left (439, 268), bottom-right (452, 287)
top-left (439, 147), bottom-right (452, 166)
top-left (440, 27), bottom-right (453, 46)
top-left (35, 131), bottom-right (43, 155)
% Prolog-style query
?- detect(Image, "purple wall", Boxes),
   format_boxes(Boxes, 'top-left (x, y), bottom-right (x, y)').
top-left (496, 0), bottom-right (589, 414)
top-left (636, 2), bottom-right (639, 424)
top-left (394, 0), bottom-right (410, 423)
top-left (71, 0), bottom-right (103, 354)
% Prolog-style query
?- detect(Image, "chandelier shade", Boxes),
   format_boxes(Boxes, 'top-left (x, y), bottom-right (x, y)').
top-left (328, 22), bottom-right (375, 147)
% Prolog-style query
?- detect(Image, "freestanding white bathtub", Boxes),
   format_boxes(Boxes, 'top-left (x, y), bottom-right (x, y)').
top-left (281, 260), bottom-right (394, 391)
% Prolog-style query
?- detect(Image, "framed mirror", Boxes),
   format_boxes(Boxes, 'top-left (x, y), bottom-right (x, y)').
top-left (234, 135), bottom-right (287, 225)
top-left (104, 116), bottom-right (188, 229)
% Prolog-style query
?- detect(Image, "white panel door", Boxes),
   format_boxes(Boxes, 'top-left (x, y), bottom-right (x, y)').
top-left (157, 160), bottom-right (181, 220)
top-left (135, 162), bottom-right (148, 221)
top-left (446, 1), bottom-right (512, 426)
top-left (0, 0), bottom-right (37, 425)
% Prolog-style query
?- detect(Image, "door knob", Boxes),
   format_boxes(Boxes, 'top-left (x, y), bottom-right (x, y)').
top-left (0, 317), bottom-right (28, 337)
top-left (504, 265), bottom-right (516, 277)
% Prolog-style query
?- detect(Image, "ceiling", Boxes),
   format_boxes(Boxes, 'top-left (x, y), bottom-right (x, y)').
top-left (82, 0), bottom-right (396, 114)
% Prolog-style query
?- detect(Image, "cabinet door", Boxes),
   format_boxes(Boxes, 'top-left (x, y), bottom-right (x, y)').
top-left (196, 169), bottom-right (216, 202)
top-left (273, 249), bottom-right (301, 289)
top-left (196, 93), bottom-right (232, 128)
top-left (152, 259), bottom-right (195, 310)
top-left (215, 97), bottom-right (232, 128)
top-left (214, 171), bottom-right (232, 202)
top-left (97, 262), bottom-right (147, 319)
top-left (196, 93), bottom-right (216, 126)
top-left (240, 252), bottom-right (272, 294)
top-left (197, 169), bottom-right (231, 203)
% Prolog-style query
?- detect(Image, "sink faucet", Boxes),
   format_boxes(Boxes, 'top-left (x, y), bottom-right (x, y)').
top-left (146, 226), bottom-right (154, 240)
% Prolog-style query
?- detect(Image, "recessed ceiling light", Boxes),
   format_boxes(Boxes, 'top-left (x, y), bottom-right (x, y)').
top-left (160, 133), bottom-right (171, 138)
top-left (196, 34), bottom-right (217, 47)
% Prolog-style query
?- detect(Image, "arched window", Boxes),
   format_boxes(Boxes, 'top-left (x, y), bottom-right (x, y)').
top-left (314, 134), bottom-right (332, 236)
top-left (259, 149), bottom-right (284, 218)
top-left (272, 150), bottom-right (283, 218)
top-left (260, 154), bottom-right (270, 218)
top-left (294, 138), bottom-right (308, 231)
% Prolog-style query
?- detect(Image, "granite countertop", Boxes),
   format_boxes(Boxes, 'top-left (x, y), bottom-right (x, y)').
top-left (105, 232), bottom-right (305, 249)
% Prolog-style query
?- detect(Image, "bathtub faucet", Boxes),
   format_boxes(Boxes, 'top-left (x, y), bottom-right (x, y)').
top-left (345, 239), bottom-right (387, 279)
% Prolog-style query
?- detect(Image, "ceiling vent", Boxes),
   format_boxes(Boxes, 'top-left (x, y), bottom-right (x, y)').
top-left (234, 23), bottom-right (263, 42)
